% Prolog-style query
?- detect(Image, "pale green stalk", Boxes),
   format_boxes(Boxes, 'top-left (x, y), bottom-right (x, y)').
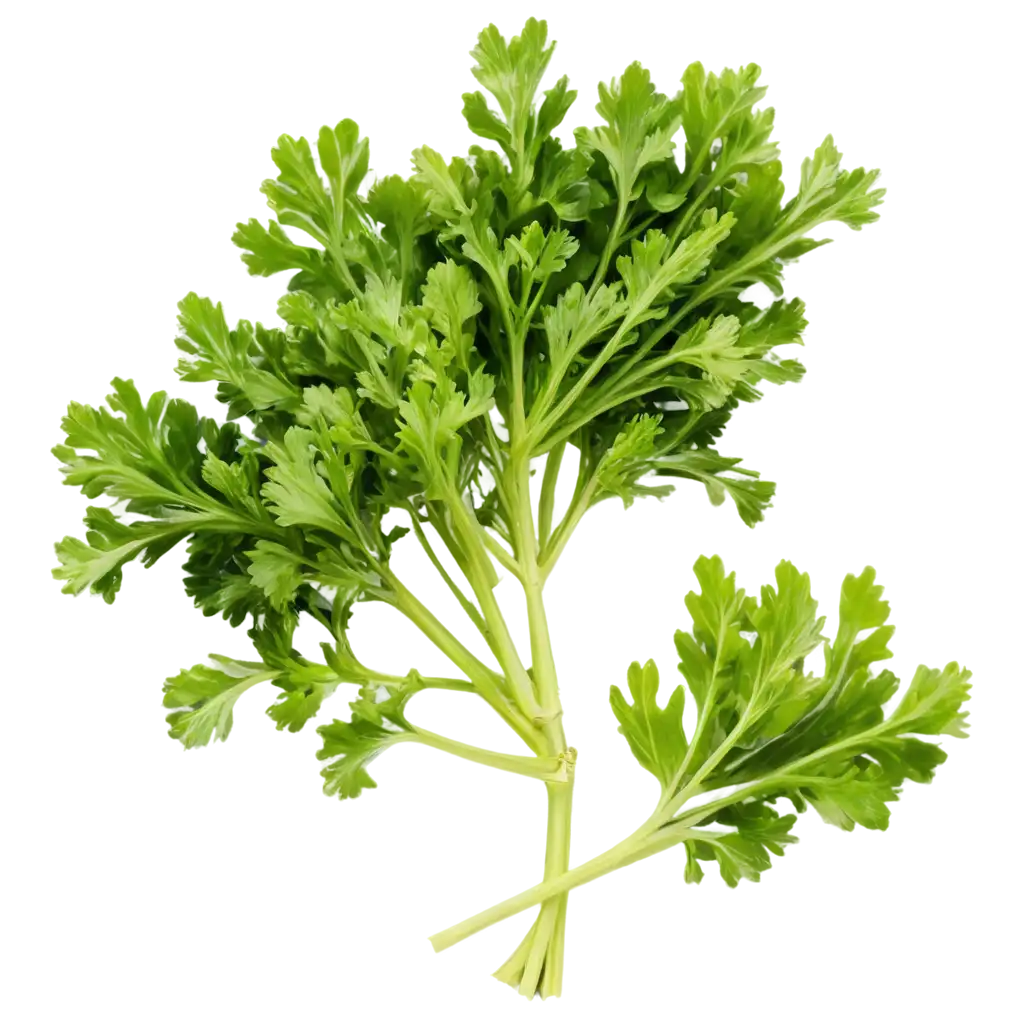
top-left (430, 821), bottom-right (691, 952)
top-left (404, 727), bottom-right (572, 782)
top-left (383, 571), bottom-right (540, 751)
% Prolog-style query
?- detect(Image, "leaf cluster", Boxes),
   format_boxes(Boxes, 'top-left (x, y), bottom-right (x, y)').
top-left (612, 558), bottom-right (970, 886)
top-left (51, 16), bottom-right (897, 839)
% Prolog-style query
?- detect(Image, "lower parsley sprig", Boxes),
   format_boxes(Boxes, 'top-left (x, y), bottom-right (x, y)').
top-left (430, 558), bottom-right (970, 953)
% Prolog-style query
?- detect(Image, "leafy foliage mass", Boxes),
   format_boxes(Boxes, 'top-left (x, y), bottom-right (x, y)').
top-left (54, 17), bottom-right (965, 1001)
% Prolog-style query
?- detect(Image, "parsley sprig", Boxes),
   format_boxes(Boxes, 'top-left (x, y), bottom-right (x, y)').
top-left (54, 18), bottom-right (966, 1001)
top-left (430, 559), bottom-right (970, 956)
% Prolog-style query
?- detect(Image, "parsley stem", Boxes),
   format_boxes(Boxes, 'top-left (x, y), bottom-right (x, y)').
top-left (672, 723), bottom-right (889, 828)
top-left (326, 239), bottom-right (361, 297)
top-left (425, 487), bottom-right (542, 721)
top-left (545, 890), bottom-right (568, 999)
top-left (537, 441), bottom-right (564, 549)
top-left (480, 413), bottom-right (515, 518)
top-left (648, 208), bottom-right (849, 357)
top-left (668, 166), bottom-right (729, 247)
top-left (538, 471), bottom-right (600, 577)
top-left (430, 821), bottom-right (676, 952)
top-left (533, 319), bottom-right (633, 445)
top-left (537, 369), bottom-right (673, 454)
top-left (662, 639), bottom-right (830, 820)
top-left (405, 509), bottom-right (490, 638)
top-left (620, 211), bottom-right (659, 245)
top-left (408, 727), bottom-right (572, 782)
top-left (383, 572), bottom-right (540, 751)
top-left (658, 608), bottom-right (734, 808)
top-left (495, 779), bottom-right (577, 995)
top-left (493, 915), bottom-right (541, 989)
top-left (587, 198), bottom-right (629, 300)
top-left (495, 446), bottom-right (575, 996)
top-left (511, 454), bottom-right (565, 736)
top-left (723, 644), bottom-right (857, 778)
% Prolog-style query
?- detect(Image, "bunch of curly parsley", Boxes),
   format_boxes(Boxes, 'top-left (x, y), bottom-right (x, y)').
top-left (54, 18), bottom-right (968, 1000)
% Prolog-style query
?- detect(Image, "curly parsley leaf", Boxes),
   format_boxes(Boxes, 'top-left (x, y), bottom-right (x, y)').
top-left (167, 611), bottom-right (359, 738)
top-left (52, 379), bottom-right (284, 602)
top-left (576, 61), bottom-right (680, 206)
top-left (175, 293), bottom-right (301, 413)
top-left (316, 678), bottom-right (420, 800)
top-left (163, 659), bottom-right (277, 749)
top-left (610, 659), bottom-right (687, 791)
top-left (233, 117), bottom-right (385, 303)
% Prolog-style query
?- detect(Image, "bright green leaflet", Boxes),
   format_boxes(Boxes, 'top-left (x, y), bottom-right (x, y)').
top-left (53, 18), bottom-right (967, 1002)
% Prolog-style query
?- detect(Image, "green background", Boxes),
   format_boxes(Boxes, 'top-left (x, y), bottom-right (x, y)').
top-left (0, 6), bottom-right (1019, 1015)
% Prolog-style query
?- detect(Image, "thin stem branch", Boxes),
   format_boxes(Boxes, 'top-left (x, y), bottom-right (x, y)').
top-left (429, 820), bottom-right (693, 952)
top-left (440, 486), bottom-right (543, 722)
top-left (656, 610), bottom-right (733, 811)
top-left (536, 438), bottom-right (561, 552)
top-left (409, 726), bottom-right (572, 782)
top-left (382, 570), bottom-right (541, 752)
top-left (539, 471), bottom-right (600, 579)
top-left (406, 509), bottom-right (490, 639)
top-left (587, 198), bottom-right (629, 300)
